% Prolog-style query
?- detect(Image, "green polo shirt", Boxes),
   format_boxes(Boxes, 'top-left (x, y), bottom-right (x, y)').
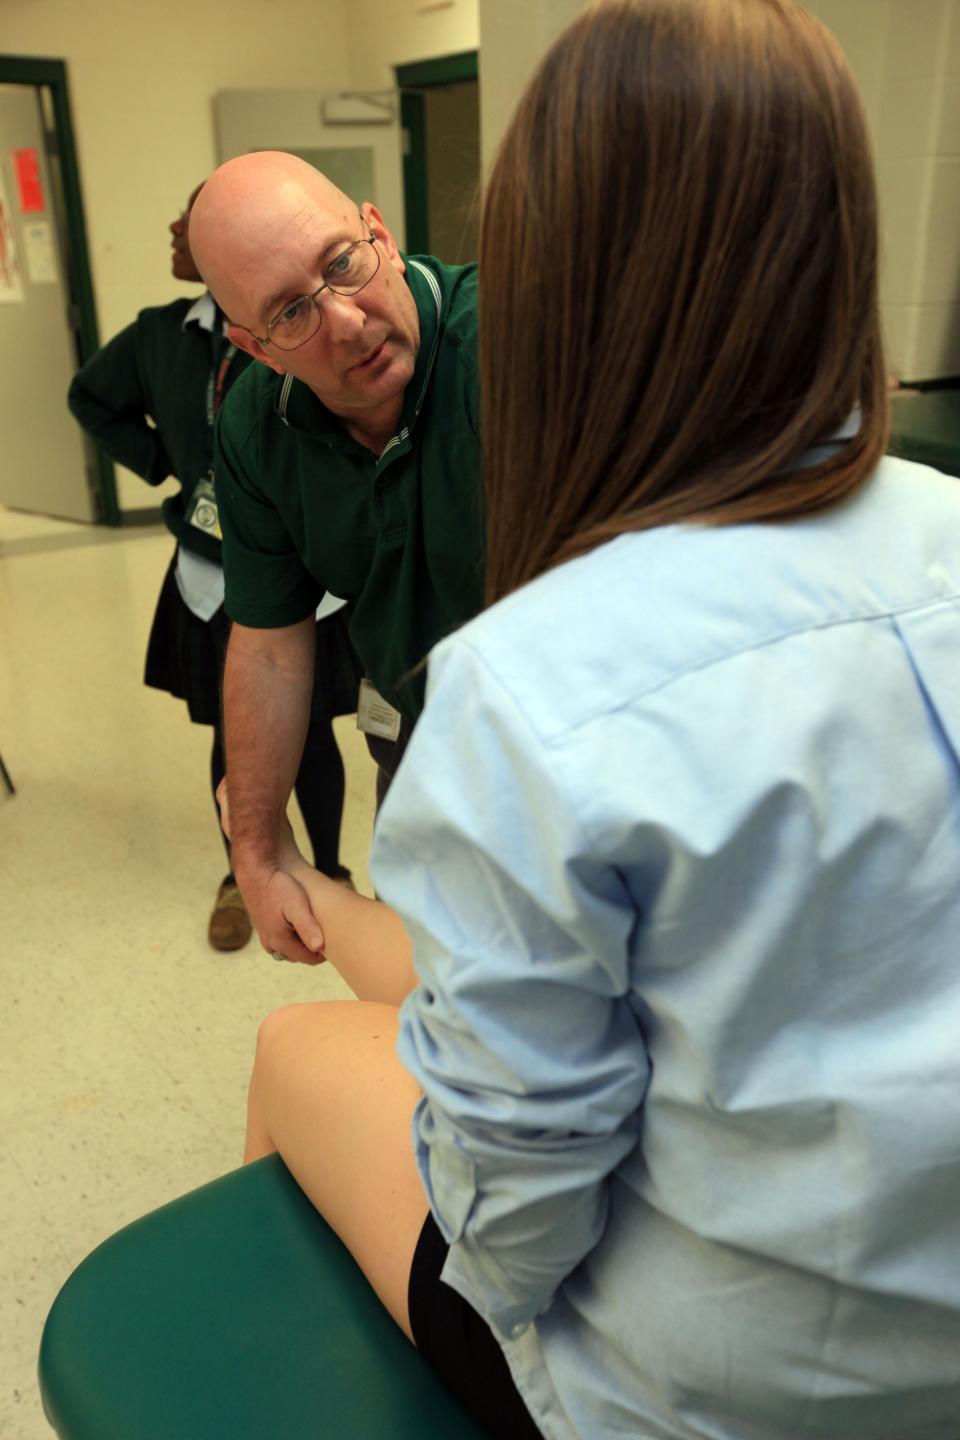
top-left (215, 257), bottom-right (483, 720)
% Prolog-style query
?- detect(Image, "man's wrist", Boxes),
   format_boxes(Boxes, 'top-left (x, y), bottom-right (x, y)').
top-left (230, 845), bottom-right (278, 889)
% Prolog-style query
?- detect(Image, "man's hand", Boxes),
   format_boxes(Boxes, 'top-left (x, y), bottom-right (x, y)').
top-left (238, 861), bottom-right (328, 967)
top-left (219, 781), bottom-right (324, 964)
top-left (231, 813), bottom-right (327, 965)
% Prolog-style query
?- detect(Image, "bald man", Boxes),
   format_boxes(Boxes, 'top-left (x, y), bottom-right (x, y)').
top-left (189, 153), bottom-right (482, 965)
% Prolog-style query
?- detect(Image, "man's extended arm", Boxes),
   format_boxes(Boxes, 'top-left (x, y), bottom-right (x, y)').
top-left (222, 615), bottom-right (326, 964)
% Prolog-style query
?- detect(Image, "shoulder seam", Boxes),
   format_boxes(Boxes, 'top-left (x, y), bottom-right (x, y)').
top-left (456, 589), bottom-right (960, 746)
top-left (222, 367), bottom-right (279, 451)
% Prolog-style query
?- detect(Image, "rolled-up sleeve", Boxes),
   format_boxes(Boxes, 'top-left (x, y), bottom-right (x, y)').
top-left (372, 637), bottom-right (650, 1341)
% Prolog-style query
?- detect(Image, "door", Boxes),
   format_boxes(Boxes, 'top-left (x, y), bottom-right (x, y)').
top-left (214, 88), bottom-right (406, 246)
top-left (0, 83), bottom-right (97, 522)
top-left (397, 52), bottom-right (481, 264)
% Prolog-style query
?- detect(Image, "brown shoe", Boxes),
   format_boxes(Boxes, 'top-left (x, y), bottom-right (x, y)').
top-left (208, 878), bottom-right (253, 951)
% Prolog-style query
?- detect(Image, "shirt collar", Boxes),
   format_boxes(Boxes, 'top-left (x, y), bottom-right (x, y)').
top-left (790, 407), bottom-right (863, 471)
top-left (401, 257), bottom-right (444, 425)
top-left (182, 291), bottom-right (228, 336)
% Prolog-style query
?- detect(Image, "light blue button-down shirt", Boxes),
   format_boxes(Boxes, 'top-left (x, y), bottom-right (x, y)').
top-left (372, 455), bottom-right (960, 1440)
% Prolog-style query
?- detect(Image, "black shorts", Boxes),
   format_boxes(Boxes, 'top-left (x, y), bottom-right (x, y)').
top-left (408, 1213), bottom-right (543, 1439)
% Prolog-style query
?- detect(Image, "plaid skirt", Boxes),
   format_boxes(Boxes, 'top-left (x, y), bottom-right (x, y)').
top-left (144, 551), bottom-right (363, 727)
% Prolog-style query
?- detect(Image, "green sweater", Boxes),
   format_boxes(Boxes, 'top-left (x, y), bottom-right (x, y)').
top-left (215, 257), bottom-right (483, 719)
top-left (68, 297), bottom-right (251, 562)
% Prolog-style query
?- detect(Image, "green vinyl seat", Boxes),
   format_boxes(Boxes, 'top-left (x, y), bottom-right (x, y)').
top-left (38, 1153), bottom-right (491, 1439)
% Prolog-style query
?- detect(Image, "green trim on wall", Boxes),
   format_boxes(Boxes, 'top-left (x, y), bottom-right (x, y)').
top-left (400, 91), bottom-right (429, 255)
top-left (397, 50), bottom-right (478, 259)
top-left (0, 54), bottom-right (117, 524)
top-left (396, 50), bottom-right (478, 89)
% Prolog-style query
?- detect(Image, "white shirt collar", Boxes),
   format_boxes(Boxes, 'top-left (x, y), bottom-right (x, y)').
top-left (182, 291), bottom-right (227, 335)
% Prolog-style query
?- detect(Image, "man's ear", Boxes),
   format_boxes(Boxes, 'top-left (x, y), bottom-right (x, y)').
top-left (361, 201), bottom-right (405, 276)
top-left (227, 323), bottom-right (286, 376)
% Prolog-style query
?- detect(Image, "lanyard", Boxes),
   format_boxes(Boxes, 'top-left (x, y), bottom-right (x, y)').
top-left (205, 343), bottom-right (237, 428)
top-left (203, 322), bottom-right (237, 473)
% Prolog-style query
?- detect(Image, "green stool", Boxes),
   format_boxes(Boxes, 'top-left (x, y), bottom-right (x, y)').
top-left (39, 1154), bottom-right (491, 1439)
top-left (889, 387), bottom-right (960, 478)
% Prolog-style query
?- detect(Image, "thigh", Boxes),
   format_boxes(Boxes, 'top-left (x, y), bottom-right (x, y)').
top-left (410, 1215), bottom-right (544, 1440)
top-left (246, 1000), bottom-right (428, 1340)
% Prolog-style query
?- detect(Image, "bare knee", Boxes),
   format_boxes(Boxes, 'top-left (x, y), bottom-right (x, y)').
top-left (254, 1002), bottom-right (311, 1056)
top-left (246, 1005), bottom-right (318, 1163)
top-left (252, 1000), bottom-right (400, 1081)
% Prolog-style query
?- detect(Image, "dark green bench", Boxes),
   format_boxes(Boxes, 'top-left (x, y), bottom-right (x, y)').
top-left (889, 387), bottom-right (960, 478)
top-left (39, 1154), bottom-right (491, 1439)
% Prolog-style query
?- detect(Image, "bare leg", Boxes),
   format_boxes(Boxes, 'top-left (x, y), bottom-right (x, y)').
top-left (245, 1000), bottom-right (429, 1340)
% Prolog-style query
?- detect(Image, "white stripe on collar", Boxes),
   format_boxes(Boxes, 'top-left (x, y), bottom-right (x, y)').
top-left (407, 258), bottom-right (442, 320)
top-left (278, 372), bottom-right (295, 425)
top-left (405, 259), bottom-right (444, 423)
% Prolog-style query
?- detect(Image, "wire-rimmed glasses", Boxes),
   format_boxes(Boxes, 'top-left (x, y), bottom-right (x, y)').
top-left (244, 222), bottom-right (381, 352)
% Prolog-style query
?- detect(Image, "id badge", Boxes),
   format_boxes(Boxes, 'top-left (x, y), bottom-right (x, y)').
top-left (186, 478), bottom-right (222, 540)
top-left (356, 678), bottom-right (402, 741)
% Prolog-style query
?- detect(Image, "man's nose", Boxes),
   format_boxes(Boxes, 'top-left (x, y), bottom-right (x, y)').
top-left (320, 291), bottom-right (365, 343)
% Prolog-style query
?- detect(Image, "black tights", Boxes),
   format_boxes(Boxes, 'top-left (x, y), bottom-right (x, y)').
top-left (210, 709), bottom-right (349, 882)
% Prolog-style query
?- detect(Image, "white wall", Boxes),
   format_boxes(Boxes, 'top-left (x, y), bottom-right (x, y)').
top-left (478, 0), bottom-right (584, 175)
top-left (3, 0), bottom-right (352, 510)
top-left (346, 0), bottom-right (478, 89)
top-left (801, 0), bottom-right (960, 381)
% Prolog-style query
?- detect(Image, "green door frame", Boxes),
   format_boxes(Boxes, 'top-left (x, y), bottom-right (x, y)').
top-left (0, 55), bottom-right (117, 523)
top-left (396, 50), bottom-right (479, 257)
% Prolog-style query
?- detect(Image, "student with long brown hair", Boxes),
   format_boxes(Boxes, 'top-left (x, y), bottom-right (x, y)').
top-left (242, 2), bottom-right (960, 1435)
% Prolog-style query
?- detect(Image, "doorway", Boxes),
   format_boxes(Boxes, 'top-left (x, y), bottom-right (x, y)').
top-left (0, 56), bottom-right (114, 523)
top-left (398, 51), bottom-right (480, 265)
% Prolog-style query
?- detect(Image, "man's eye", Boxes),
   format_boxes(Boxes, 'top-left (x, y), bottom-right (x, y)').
top-left (328, 249), bottom-right (355, 279)
top-left (278, 299), bottom-right (306, 324)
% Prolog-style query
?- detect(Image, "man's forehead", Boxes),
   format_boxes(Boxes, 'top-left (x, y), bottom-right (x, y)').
top-left (242, 198), bottom-right (360, 321)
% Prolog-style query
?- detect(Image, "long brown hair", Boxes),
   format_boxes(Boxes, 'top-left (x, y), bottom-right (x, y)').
top-left (480, 0), bottom-right (889, 606)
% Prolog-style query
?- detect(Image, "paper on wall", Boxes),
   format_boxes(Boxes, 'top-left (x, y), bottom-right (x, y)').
top-left (23, 220), bottom-right (57, 284)
top-left (0, 164), bottom-right (24, 302)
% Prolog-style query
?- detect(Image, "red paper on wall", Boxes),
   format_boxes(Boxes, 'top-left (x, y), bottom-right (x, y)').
top-left (13, 149), bottom-right (45, 213)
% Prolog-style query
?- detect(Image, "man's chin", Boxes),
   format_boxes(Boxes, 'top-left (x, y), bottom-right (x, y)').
top-left (348, 344), bottom-right (414, 399)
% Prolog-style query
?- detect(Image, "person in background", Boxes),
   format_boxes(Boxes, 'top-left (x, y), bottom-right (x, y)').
top-left (231, 1), bottom-right (960, 1437)
top-left (68, 185), bottom-right (361, 953)
top-left (187, 157), bottom-right (481, 967)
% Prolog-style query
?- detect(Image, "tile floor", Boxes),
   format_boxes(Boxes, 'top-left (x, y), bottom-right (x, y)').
top-left (0, 507), bottom-right (375, 1438)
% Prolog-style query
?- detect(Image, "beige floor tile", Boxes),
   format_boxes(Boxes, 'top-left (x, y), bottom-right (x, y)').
top-left (0, 506), bottom-right (380, 1437)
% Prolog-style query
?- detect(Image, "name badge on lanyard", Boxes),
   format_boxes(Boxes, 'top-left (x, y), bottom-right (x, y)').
top-left (187, 475), bottom-right (222, 539)
top-left (356, 678), bottom-right (402, 741)
top-left (187, 337), bottom-right (236, 541)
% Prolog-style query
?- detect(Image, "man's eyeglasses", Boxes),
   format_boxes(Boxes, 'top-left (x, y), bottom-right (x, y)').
top-left (244, 220), bottom-right (381, 352)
